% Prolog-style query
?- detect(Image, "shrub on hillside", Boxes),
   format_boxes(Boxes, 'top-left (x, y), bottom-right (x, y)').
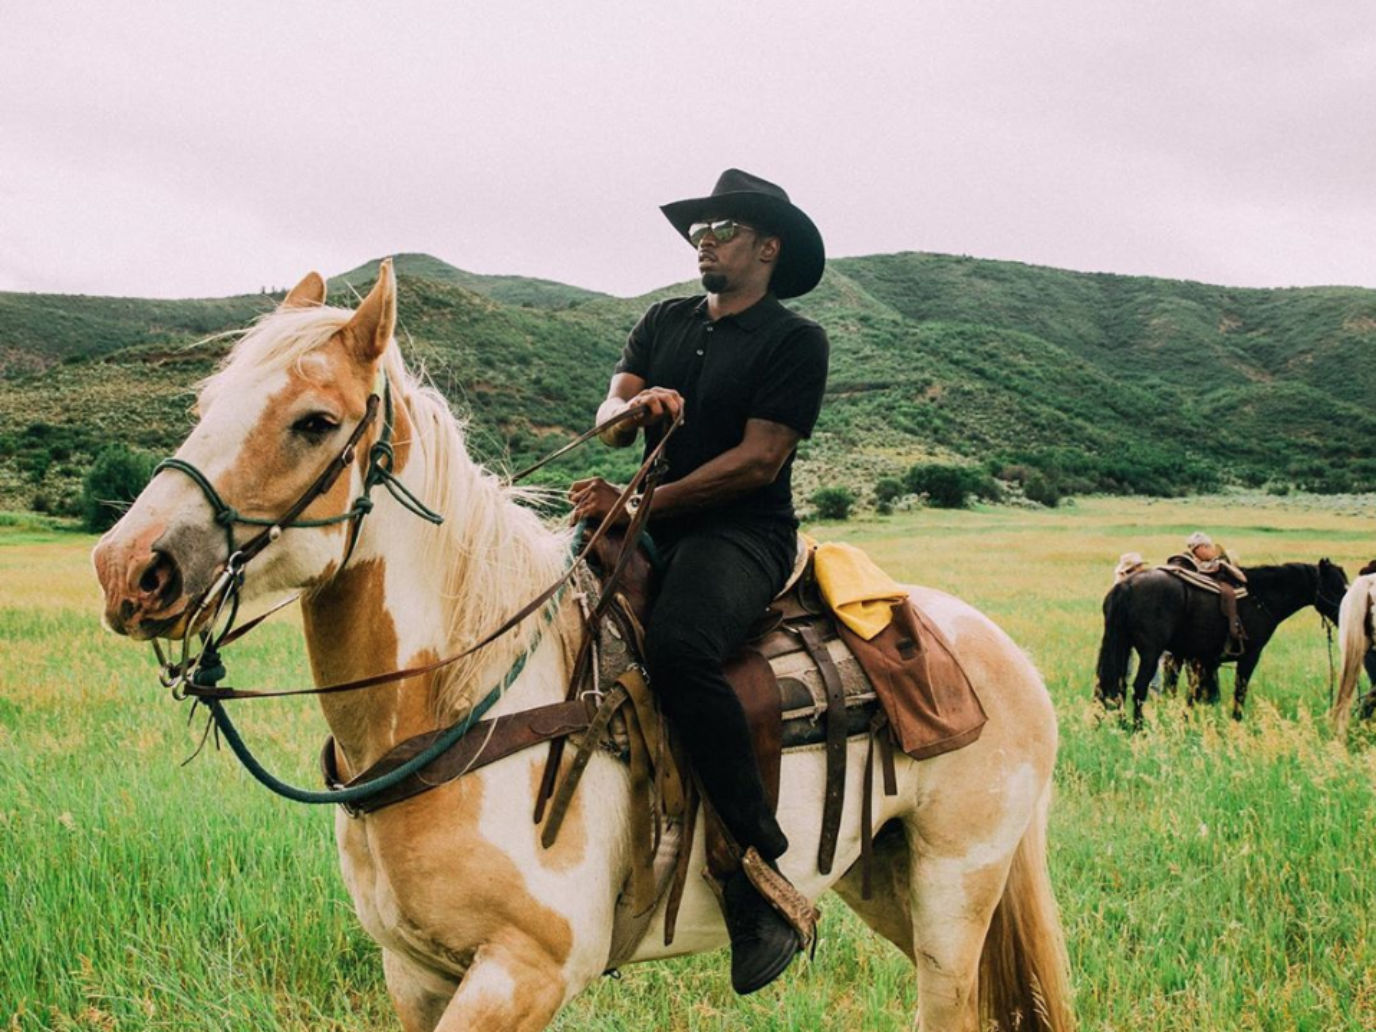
top-left (874, 477), bottom-right (906, 506)
top-left (82, 444), bottom-right (158, 532)
top-left (904, 463), bottom-right (990, 509)
top-left (811, 486), bottom-right (855, 521)
top-left (1022, 472), bottom-right (1062, 508)
top-left (873, 476), bottom-right (906, 515)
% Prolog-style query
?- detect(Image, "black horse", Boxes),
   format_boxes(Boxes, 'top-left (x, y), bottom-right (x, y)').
top-left (1095, 560), bottom-right (1348, 726)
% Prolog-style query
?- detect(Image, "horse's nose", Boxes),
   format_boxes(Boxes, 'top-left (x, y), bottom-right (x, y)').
top-left (94, 536), bottom-right (187, 636)
top-left (136, 549), bottom-right (183, 611)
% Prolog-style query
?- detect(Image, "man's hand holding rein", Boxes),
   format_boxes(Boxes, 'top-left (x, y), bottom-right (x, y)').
top-left (597, 385), bottom-right (684, 447)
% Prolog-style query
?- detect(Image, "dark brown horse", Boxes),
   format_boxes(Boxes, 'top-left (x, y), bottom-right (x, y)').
top-left (1095, 560), bottom-right (1348, 726)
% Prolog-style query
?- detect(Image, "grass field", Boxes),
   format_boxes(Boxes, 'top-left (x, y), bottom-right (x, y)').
top-left (3, 495), bottom-right (1375, 1031)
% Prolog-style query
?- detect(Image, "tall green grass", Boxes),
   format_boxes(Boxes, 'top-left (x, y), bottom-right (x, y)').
top-left (2, 495), bottom-right (1374, 1030)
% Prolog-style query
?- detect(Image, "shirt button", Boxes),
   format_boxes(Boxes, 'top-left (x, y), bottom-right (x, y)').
top-left (706, 325), bottom-right (714, 332)
top-left (696, 349), bottom-right (704, 356)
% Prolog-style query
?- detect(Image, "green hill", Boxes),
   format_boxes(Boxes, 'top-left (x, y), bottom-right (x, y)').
top-left (329, 253), bottom-right (609, 310)
top-left (1, 251), bottom-right (1373, 517)
top-left (0, 291), bottom-right (271, 374)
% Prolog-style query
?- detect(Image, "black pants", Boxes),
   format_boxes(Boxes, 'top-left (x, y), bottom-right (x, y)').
top-left (644, 518), bottom-right (797, 861)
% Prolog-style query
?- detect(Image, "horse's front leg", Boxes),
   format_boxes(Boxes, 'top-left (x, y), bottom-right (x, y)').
top-left (429, 941), bottom-right (580, 1032)
top-left (1132, 648), bottom-right (1162, 729)
top-left (1232, 654), bottom-right (1259, 720)
top-left (384, 949), bottom-right (459, 1032)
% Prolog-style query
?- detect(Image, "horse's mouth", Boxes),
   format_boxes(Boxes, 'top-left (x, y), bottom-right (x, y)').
top-left (111, 604), bottom-right (195, 642)
top-left (108, 586), bottom-right (225, 642)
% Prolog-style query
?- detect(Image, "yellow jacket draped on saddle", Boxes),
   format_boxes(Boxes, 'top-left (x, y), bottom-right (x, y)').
top-left (809, 539), bottom-right (908, 640)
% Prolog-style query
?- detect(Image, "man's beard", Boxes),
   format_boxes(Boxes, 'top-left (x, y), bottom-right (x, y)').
top-left (701, 272), bottom-right (728, 294)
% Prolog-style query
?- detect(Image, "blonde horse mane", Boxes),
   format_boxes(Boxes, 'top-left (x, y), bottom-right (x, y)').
top-left (202, 303), bottom-right (576, 719)
top-left (1333, 573), bottom-right (1376, 737)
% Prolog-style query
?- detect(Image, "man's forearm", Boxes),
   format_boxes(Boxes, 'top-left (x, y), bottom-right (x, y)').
top-left (647, 445), bottom-right (779, 516)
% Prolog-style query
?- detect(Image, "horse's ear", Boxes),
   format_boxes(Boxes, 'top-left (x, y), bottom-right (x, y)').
top-left (282, 272), bottom-right (327, 309)
top-left (342, 259), bottom-right (396, 364)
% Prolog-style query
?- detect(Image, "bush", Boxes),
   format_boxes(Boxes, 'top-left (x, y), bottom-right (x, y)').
top-left (1022, 472), bottom-right (1062, 508)
top-left (904, 463), bottom-right (986, 509)
top-left (82, 444), bottom-right (158, 532)
top-left (874, 477), bottom-right (906, 506)
top-left (811, 486), bottom-right (856, 521)
top-left (874, 476), bottom-right (907, 516)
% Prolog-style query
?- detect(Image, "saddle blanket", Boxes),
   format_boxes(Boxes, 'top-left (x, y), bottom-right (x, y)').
top-left (1158, 564), bottom-right (1249, 600)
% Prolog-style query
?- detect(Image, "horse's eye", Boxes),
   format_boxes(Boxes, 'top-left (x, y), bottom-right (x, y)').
top-left (291, 413), bottom-right (339, 437)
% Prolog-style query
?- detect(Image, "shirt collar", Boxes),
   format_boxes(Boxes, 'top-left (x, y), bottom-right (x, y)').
top-left (693, 293), bottom-right (782, 332)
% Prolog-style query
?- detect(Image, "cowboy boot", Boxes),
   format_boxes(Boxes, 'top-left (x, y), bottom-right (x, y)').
top-left (722, 860), bottom-right (802, 994)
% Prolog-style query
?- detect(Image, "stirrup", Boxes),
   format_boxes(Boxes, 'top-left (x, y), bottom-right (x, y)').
top-left (740, 848), bottom-right (820, 955)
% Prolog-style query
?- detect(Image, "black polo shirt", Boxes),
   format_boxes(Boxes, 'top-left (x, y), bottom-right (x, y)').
top-left (615, 293), bottom-right (830, 528)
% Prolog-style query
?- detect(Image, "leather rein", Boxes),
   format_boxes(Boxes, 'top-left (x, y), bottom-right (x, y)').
top-left (149, 378), bottom-right (680, 806)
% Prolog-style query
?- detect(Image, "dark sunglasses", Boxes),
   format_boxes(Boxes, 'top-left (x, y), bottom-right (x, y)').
top-left (687, 219), bottom-right (758, 247)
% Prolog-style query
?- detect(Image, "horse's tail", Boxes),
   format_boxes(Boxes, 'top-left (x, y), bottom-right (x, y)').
top-left (1094, 583), bottom-right (1132, 704)
top-left (979, 789), bottom-right (1076, 1032)
top-left (1333, 576), bottom-right (1374, 738)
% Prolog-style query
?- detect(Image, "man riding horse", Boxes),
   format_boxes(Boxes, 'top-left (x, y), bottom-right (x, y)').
top-left (568, 169), bottom-right (829, 994)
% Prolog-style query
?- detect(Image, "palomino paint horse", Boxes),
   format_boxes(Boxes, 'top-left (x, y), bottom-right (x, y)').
top-left (1333, 572), bottom-right (1376, 737)
top-left (1095, 561), bottom-right (1347, 726)
top-left (93, 261), bottom-right (1072, 1032)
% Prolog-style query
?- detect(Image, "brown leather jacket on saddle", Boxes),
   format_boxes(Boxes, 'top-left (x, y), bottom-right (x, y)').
top-left (1164, 552), bottom-right (1250, 655)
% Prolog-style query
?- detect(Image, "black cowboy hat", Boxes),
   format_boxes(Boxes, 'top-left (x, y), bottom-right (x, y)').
top-left (660, 168), bottom-right (825, 299)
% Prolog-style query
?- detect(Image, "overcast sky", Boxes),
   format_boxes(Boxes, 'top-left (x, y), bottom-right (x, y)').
top-left (3, 2), bottom-right (1375, 300)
